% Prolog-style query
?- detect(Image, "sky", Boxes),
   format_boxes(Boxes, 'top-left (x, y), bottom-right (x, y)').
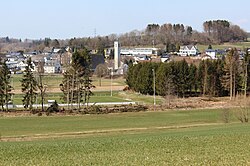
top-left (1, 0), bottom-right (250, 40)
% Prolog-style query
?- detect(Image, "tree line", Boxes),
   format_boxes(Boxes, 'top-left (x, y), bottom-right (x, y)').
top-left (126, 49), bottom-right (250, 99)
top-left (203, 20), bottom-right (248, 43)
top-left (0, 48), bottom-right (93, 112)
top-left (0, 20), bottom-right (247, 53)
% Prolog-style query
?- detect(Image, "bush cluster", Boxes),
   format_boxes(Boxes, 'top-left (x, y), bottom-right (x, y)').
top-left (81, 104), bottom-right (148, 114)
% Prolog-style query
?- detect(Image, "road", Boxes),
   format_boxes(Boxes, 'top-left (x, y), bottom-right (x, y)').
top-left (14, 102), bottom-right (136, 108)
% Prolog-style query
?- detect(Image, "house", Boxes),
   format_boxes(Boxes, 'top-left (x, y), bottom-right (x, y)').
top-left (16, 60), bottom-right (36, 72)
top-left (104, 48), bottom-right (113, 58)
top-left (23, 51), bottom-right (38, 58)
top-left (160, 53), bottom-right (170, 62)
top-left (178, 45), bottom-right (199, 56)
top-left (44, 61), bottom-right (61, 73)
top-left (6, 55), bottom-right (17, 62)
top-left (133, 54), bottom-right (150, 64)
top-left (205, 49), bottom-right (217, 59)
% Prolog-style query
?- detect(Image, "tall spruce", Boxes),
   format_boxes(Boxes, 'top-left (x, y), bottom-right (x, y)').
top-left (81, 49), bottom-right (95, 108)
top-left (21, 57), bottom-right (37, 110)
top-left (198, 60), bottom-right (209, 96)
top-left (138, 63), bottom-right (154, 95)
top-left (0, 60), bottom-right (13, 111)
top-left (188, 64), bottom-right (198, 96)
top-left (175, 60), bottom-right (189, 97)
top-left (156, 63), bottom-right (174, 96)
top-left (60, 48), bottom-right (94, 110)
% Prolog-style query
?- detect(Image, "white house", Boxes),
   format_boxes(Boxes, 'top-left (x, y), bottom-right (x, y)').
top-left (6, 55), bottom-right (17, 62)
top-left (17, 61), bottom-right (36, 72)
top-left (178, 45), bottom-right (199, 56)
top-left (44, 61), bottom-right (61, 73)
top-left (205, 49), bottom-right (217, 59)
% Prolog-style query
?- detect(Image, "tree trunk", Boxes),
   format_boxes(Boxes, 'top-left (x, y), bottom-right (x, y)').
top-left (244, 64), bottom-right (248, 98)
top-left (71, 73), bottom-right (75, 109)
top-left (230, 64), bottom-right (233, 100)
top-left (203, 63), bottom-right (207, 96)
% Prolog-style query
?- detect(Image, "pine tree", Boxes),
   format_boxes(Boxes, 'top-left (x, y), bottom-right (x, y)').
top-left (0, 60), bottom-right (13, 111)
top-left (188, 64), bottom-right (197, 96)
top-left (82, 49), bottom-right (95, 108)
top-left (175, 60), bottom-right (189, 97)
top-left (21, 57), bottom-right (37, 111)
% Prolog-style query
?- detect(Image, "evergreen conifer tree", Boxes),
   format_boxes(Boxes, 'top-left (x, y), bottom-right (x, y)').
top-left (0, 60), bottom-right (13, 111)
top-left (21, 57), bottom-right (37, 111)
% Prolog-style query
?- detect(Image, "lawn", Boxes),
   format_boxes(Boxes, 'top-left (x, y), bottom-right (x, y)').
top-left (0, 109), bottom-right (249, 165)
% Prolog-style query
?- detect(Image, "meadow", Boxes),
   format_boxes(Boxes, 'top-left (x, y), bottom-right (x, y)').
top-left (11, 74), bottom-right (126, 91)
top-left (10, 74), bottom-right (134, 105)
top-left (1, 109), bottom-right (250, 165)
top-left (197, 41), bottom-right (250, 52)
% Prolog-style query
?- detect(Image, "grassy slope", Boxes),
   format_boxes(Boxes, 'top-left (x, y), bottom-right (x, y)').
top-left (0, 123), bottom-right (249, 165)
top-left (0, 109), bottom-right (233, 137)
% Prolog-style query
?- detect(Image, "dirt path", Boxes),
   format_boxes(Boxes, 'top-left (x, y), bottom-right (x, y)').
top-left (1, 122), bottom-right (225, 142)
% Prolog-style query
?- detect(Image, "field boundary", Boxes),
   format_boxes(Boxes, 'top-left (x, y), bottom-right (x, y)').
top-left (0, 122), bottom-right (225, 142)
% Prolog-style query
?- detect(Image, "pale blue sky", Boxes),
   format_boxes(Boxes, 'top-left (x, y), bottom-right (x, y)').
top-left (1, 0), bottom-right (249, 39)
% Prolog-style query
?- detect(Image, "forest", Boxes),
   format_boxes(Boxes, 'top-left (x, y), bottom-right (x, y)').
top-left (126, 48), bottom-right (250, 99)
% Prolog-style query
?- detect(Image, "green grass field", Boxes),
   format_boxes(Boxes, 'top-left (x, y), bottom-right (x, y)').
top-left (11, 91), bottom-right (163, 105)
top-left (11, 74), bottom-right (126, 91)
top-left (197, 41), bottom-right (250, 52)
top-left (1, 109), bottom-right (250, 165)
top-left (11, 91), bottom-right (128, 105)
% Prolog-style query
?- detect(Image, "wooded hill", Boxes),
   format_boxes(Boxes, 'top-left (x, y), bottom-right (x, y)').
top-left (0, 20), bottom-right (248, 53)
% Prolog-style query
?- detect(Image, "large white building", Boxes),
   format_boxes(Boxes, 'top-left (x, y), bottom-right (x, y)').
top-left (120, 48), bottom-right (158, 56)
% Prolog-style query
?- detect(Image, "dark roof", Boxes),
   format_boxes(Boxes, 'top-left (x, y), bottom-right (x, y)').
top-left (205, 49), bottom-right (216, 52)
top-left (91, 54), bottom-right (105, 70)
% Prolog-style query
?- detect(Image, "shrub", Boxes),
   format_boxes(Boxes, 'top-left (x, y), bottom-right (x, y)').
top-left (46, 101), bottom-right (60, 115)
top-left (80, 104), bottom-right (148, 114)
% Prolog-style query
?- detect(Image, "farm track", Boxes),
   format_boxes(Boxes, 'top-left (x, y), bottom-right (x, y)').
top-left (1, 122), bottom-right (225, 142)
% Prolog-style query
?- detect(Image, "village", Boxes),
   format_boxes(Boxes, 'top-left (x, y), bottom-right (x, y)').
top-left (4, 43), bottom-right (250, 75)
